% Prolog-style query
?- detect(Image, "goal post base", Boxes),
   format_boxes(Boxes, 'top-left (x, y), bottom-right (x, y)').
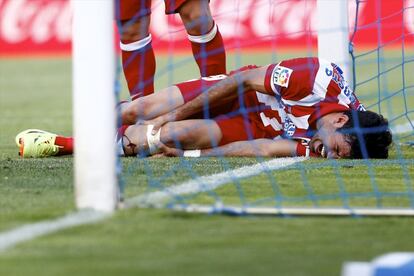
top-left (168, 204), bottom-right (414, 217)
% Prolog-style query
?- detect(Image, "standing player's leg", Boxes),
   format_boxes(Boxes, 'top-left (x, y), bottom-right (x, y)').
top-left (116, 0), bottom-right (156, 97)
top-left (166, 0), bottom-right (226, 76)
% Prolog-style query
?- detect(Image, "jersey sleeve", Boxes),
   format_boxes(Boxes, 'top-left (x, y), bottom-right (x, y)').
top-left (264, 58), bottom-right (366, 111)
top-left (327, 63), bottom-right (366, 111)
top-left (263, 58), bottom-right (320, 100)
top-left (264, 64), bottom-right (279, 95)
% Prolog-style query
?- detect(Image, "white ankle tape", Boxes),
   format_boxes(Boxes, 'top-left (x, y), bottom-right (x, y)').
top-left (187, 23), bottom-right (217, 44)
top-left (183, 149), bottom-right (201, 157)
top-left (120, 34), bottom-right (152, 51)
top-left (146, 124), bottom-right (161, 155)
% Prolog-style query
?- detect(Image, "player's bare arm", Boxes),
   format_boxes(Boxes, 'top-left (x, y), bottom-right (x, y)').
top-left (154, 139), bottom-right (304, 158)
top-left (185, 139), bottom-right (300, 157)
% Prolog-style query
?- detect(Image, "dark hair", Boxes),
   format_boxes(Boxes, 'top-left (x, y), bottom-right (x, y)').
top-left (338, 110), bottom-right (392, 159)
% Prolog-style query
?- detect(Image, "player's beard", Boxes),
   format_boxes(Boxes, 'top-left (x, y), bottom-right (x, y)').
top-left (309, 134), bottom-right (326, 158)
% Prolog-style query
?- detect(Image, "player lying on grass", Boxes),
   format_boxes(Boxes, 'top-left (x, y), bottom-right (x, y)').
top-left (16, 57), bottom-right (392, 159)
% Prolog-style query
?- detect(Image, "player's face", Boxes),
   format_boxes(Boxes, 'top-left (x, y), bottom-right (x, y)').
top-left (309, 112), bottom-right (352, 158)
top-left (309, 130), bottom-right (352, 158)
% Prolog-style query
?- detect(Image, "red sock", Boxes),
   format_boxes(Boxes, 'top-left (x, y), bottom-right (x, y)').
top-left (121, 36), bottom-right (156, 98)
top-left (117, 125), bottom-right (136, 156)
top-left (116, 125), bottom-right (130, 141)
top-left (55, 136), bottom-right (74, 156)
top-left (189, 23), bottom-right (226, 77)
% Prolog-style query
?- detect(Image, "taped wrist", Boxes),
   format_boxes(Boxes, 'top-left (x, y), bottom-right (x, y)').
top-left (183, 149), bottom-right (201, 157)
top-left (146, 125), bottom-right (161, 155)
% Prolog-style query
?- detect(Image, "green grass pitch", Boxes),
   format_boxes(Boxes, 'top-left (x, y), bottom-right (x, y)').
top-left (0, 52), bottom-right (414, 276)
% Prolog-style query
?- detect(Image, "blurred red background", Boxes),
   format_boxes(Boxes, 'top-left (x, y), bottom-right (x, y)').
top-left (0, 0), bottom-right (412, 56)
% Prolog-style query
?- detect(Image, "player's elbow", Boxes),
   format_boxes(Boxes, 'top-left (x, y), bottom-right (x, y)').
top-left (261, 149), bottom-right (274, 157)
top-left (239, 69), bottom-right (264, 92)
top-left (256, 144), bottom-right (276, 157)
top-left (239, 71), bottom-right (254, 91)
top-left (122, 108), bottom-right (137, 125)
top-left (261, 147), bottom-right (287, 157)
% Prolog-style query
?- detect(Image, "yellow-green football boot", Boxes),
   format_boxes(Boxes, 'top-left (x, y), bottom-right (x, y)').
top-left (15, 129), bottom-right (60, 158)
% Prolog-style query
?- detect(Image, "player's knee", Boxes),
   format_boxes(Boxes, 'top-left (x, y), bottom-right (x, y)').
top-left (180, 128), bottom-right (200, 145)
top-left (179, 1), bottom-right (213, 35)
top-left (122, 105), bottom-right (138, 125)
top-left (123, 97), bottom-right (156, 124)
top-left (119, 17), bottom-right (151, 42)
top-left (181, 121), bottom-right (220, 147)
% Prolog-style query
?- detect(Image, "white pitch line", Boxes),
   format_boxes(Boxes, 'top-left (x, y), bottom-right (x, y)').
top-left (0, 157), bottom-right (306, 253)
top-left (125, 157), bottom-right (307, 208)
top-left (0, 210), bottom-right (110, 252)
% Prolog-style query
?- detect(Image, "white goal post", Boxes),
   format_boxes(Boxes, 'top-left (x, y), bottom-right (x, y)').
top-left (317, 0), bottom-right (352, 84)
top-left (72, 0), bottom-right (118, 212)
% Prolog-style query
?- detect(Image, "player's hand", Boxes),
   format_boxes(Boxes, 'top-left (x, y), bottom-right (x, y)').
top-left (150, 142), bottom-right (183, 157)
top-left (142, 116), bottom-right (166, 135)
top-left (141, 112), bottom-right (176, 135)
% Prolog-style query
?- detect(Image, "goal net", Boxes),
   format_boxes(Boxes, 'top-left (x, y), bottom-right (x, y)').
top-left (73, 0), bottom-right (414, 215)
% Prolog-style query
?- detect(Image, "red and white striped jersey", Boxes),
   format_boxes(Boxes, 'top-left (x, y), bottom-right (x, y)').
top-left (261, 57), bottom-right (365, 140)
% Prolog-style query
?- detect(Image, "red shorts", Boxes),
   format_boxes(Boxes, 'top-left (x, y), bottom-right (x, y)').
top-left (116, 0), bottom-right (188, 21)
top-left (176, 65), bottom-right (259, 103)
top-left (214, 91), bottom-right (283, 146)
top-left (175, 76), bottom-right (283, 146)
top-left (176, 74), bottom-right (234, 119)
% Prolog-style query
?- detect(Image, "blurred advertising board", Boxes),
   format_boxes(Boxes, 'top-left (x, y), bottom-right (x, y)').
top-left (0, 0), bottom-right (412, 56)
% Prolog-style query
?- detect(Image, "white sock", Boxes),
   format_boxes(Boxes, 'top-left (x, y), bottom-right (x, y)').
top-left (120, 34), bottom-right (152, 51)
